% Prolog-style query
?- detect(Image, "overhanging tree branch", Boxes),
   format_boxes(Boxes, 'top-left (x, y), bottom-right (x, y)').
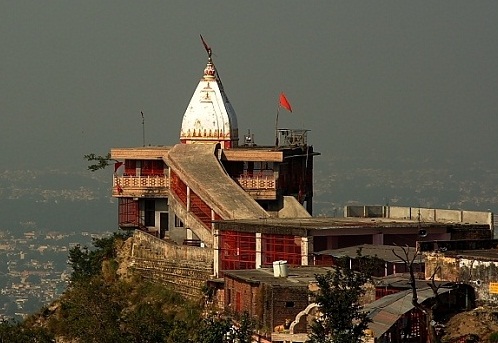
top-left (84, 153), bottom-right (118, 172)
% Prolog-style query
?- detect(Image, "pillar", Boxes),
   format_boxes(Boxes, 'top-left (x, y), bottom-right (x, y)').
top-left (213, 229), bottom-right (220, 277)
top-left (301, 236), bottom-right (313, 266)
top-left (256, 233), bottom-right (262, 268)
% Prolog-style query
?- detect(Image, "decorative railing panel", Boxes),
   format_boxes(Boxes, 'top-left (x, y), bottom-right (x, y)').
top-left (235, 175), bottom-right (276, 190)
top-left (113, 175), bottom-right (169, 189)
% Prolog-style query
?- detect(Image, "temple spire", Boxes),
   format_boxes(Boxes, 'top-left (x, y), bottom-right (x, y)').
top-left (179, 37), bottom-right (239, 149)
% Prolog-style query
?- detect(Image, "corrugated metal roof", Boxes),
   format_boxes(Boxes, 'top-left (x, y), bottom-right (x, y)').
top-left (365, 287), bottom-right (453, 338)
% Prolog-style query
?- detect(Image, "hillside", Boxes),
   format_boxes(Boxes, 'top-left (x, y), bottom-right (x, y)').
top-left (0, 233), bottom-right (252, 343)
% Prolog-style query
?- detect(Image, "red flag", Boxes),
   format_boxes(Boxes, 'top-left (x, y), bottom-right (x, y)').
top-left (279, 93), bottom-right (292, 112)
top-left (114, 162), bottom-right (123, 173)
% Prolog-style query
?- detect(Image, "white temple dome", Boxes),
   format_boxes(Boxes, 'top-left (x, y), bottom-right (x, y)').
top-left (179, 53), bottom-right (239, 149)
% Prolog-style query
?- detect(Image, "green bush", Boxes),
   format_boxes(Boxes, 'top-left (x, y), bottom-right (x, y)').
top-left (489, 331), bottom-right (498, 343)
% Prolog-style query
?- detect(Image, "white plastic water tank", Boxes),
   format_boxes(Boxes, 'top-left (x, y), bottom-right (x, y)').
top-left (272, 260), bottom-right (288, 277)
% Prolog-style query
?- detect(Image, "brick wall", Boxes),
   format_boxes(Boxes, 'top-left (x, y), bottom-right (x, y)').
top-left (224, 277), bottom-right (261, 317)
top-left (128, 230), bottom-right (214, 299)
top-left (266, 285), bottom-right (309, 333)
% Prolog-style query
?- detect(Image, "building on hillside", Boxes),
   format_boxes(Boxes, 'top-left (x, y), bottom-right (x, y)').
top-left (365, 284), bottom-right (474, 343)
top-left (109, 41), bottom-right (494, 284)
top-left (419, 239), bottom-right (498, 304)
top-left (110, 44), bottom-right (317, 246)
top-left (223, 265), bottom-right (331, 341)
top-left (213, 213), bottom-right (492, 274)
top-left (313, 244), bottom-right (425, 277)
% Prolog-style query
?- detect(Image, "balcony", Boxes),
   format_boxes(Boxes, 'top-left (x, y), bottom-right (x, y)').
top-left (235, 174), bottom-right (277, 200)
top-left (112, 175), bottom-right (169, 197)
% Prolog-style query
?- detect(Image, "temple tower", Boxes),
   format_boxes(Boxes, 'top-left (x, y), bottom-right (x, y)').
top-left (179, 52), bottom-right (239, 149)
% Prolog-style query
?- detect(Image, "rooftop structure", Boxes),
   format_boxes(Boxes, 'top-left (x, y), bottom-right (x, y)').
top-left (110, 40), bottom-right (493, 280)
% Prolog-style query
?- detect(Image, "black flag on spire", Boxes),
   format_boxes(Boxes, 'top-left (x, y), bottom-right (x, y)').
top-left (200, 34), bottom-right (212, 57)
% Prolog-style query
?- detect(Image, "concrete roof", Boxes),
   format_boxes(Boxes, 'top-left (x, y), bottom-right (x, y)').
top-left (214, 216), bottom-right (473, 237)
top-left (372, 274), bottom-right (454, 290)
top-left (315, 244), bottom-right (425, 263)
top-left (110, 146), bottom-right (171, 160)
top-left (223, 266), bottom-right (334, 287)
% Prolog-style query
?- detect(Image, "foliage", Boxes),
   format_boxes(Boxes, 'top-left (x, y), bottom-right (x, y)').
top-left (68, 232), bottom-right (129, 282)
top-left (307, 261), bottom-right (371, 343)
top-left (7, 231), bottom-right (248, 342)
top-left (84, 153), bottom-right (114, 172)
top-left (490, 332), bottom-right (498, 343)
top-left (47, 275), bottom-right (204, 342)
top-left (50, 277), bottom-right (127, 343)
top-left (0, 319), bottom-right (54, 343)
top-left (231, 311), bottom-right (256, 343)
top-left (196, 314), bottom-right (232, 343)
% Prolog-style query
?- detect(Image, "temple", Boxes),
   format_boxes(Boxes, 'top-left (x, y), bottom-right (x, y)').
top-left (108, 40), bottom-right (495, 342)
top-left (110, 42), bottom-right (493, 278)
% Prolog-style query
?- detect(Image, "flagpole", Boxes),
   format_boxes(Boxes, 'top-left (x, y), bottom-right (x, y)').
top-left (274, 106), bottom-right (280, 148)
top-left (141, 111), bottom-right (145, 147)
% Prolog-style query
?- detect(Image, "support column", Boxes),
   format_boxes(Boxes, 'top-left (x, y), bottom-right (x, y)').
top-left (372, 233), bottom-right (384, 245)
top-left (211, 209), bottom-right (215, 231)
top-left (301, 236), bottom-right (313, 266)
top-left (256, 233), bottom-right (262, 268)
top-left (213, 229), bottom-right (220, 277)
top-left (186, 186), bottom-right (190, 212)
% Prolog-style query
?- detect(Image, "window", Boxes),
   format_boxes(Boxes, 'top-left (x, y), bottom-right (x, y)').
top-left (144, 200), bottom-right (155, 226)
top-left (175, 215), bottom-right (184, 228)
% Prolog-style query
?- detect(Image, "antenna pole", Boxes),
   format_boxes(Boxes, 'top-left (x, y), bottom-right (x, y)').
top-left (141, 111), bottom-right (145, 147)
top-left (274, 106), bottom-right (280, 148)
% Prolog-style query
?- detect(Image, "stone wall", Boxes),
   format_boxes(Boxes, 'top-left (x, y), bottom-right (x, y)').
top-left (425, 253), bottom-right (498, 304)
top-left (128, 230), bottom-right (214, 299)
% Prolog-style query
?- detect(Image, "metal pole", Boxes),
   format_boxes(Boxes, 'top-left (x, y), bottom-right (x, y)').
top-left (141, 111), bottom-right (145, 147)
top-left (274, 107), bottom-right (280, 147)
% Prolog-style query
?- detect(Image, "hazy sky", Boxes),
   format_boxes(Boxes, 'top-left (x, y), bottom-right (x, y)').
top-left (2, 2), bottom-right (497, 171)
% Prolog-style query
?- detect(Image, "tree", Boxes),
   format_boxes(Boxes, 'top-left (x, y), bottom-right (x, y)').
top-left (393, 245), bottom-right (443, 343)
top-left (68, 232), bottom-right (128, 282)
top-left (51, 278), bottom-right (128, 343)
top-left (84, 153), bottom-right (116, 172)
top-left (0, 319), bottom-right (54, 343)
top-left (196, 315), bottom-right (232, 343)
top-left (307, 260), bottom-right (372, 343)
top-left (229, 311), bottom-right (255, 343)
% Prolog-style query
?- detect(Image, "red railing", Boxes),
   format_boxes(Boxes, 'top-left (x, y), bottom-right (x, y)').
top-left (118, 198), bottom-right (140, 227)
top-left (190, 191), bottom-right (212, 230)
top-left (170, 171), bottom-right (187, 205)
top-left (220, 231), bottom-right (256, 271)
top-left (262, 234), bottom-right (302, 266)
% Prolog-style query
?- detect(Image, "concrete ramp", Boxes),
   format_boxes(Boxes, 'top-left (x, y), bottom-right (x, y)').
top-left (166, 144), bottom-right (269, 220)
top-left (278, 196), bottom-right (311, 218)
